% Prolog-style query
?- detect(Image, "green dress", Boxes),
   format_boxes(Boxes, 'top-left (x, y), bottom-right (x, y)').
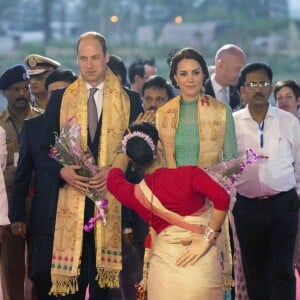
top-left (175, 99), bottom-right (237, 167)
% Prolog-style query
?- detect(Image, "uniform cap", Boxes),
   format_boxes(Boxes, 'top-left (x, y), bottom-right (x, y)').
top-left (24, 54), bottom-right (61, 76)
top-left (0, 64), bottom-right (29, 90)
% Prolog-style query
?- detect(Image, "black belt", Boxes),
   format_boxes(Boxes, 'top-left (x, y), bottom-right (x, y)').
top-left (238, 188), bottom-right (295, 201)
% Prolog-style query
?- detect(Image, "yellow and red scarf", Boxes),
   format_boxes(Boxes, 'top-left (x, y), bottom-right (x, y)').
top-left (50, 68), bottom-right (130, 296)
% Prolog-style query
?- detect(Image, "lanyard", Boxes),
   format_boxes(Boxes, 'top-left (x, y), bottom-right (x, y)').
top-left (259, 120), bottom-right (265, 148)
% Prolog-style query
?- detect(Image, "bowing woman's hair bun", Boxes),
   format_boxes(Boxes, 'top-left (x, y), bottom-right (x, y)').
top-left (122, 122), bottom-right (159, 166)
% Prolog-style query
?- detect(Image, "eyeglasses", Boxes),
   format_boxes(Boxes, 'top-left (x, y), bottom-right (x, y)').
top-left (244, 81), bottom-right (271, 88)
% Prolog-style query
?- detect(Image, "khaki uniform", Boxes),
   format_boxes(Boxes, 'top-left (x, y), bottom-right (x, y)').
top-left (0, 105), bottom-right (43, 300)
top-left (0, 106), bottom-right (43, 199)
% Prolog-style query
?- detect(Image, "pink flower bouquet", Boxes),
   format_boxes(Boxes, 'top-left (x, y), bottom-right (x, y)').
top-left (205, 149), bottom-right (267, 193)
top-left (49, 116), bottom-right (108, 230)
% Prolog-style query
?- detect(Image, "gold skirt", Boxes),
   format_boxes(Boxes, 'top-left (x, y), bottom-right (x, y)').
top-left (147, 211), bottom-right (223, 300)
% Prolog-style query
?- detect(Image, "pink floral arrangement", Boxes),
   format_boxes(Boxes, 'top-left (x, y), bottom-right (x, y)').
top-left (205, 149), bottom-right (267, 192)
top-left (122, 131), bottom-right (156, 156)
top-left (49, 116), bottom-right (108, 230)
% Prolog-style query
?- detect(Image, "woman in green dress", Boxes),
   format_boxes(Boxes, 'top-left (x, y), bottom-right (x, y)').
top-left (156, 47), bottom-right (238, 299)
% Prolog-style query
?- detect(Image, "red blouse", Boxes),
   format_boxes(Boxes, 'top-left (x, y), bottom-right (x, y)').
top-left (107, 166), bottom-right (230, 234)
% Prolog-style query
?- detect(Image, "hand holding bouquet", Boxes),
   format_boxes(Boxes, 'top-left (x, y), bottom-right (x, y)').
top-left (49, 116), bottom-right (108, 230)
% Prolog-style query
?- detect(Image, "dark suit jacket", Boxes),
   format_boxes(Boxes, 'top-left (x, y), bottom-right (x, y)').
top-left (124, 86), bottom-right (143, 113)
top-left (204, 78), bottom-right (241, 111)
top-left (9, 115), bottom-right (59, 235)
top-left (122, 88), bottom-right (149, 244)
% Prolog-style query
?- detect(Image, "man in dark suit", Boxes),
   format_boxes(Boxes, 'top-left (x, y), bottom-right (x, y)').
top-left (205, 44), bottom-right (246, 111)
top-left (9, 70), bottom-right (77, 299)
top-left (128, 58), bottom-right (157, 95)
top-left (39, 32), bottom-right (143, 300)
top-left (10, 115), bottom-right (59, 300)
top-left (108, 54), bottom-right (146, 300)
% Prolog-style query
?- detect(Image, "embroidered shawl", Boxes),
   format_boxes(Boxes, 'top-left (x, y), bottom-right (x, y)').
top-left (50, 68), bottom-right (130, 295)
top-left (155, 94), bottom-right (226, 168)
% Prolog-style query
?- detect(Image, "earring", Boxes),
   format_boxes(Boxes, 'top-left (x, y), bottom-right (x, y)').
top-left (131, 162), bottom-right (136, 172)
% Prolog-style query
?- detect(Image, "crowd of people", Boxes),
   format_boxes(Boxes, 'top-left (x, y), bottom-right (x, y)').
top-left (0, 30), bottom-right (299, 300)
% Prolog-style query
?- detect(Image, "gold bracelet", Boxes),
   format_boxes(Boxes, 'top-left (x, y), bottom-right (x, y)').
top-left (203, 226), bottom-right (220, 243)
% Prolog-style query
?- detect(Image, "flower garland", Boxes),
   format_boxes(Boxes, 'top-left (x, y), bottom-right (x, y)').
top-left (122, 131), bottom-right (156, 156)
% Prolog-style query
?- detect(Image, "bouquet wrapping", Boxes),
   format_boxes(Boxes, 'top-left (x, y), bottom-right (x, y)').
top-left (204, 149), bottom-right (267, 195)
top-left (49, 116), bottom-right (108, 230)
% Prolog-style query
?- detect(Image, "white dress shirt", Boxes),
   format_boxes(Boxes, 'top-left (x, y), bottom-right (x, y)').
top-left (86, 82), bottom-right (104, 120)
top-left (0, 126), bottom-right (9, 225)
top-left (233, 105), bottom-right (300, 198)
top-left (211, 74), bottom-right (229, 105)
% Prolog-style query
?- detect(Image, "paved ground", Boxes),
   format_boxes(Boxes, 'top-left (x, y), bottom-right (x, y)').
top-left (84, 271), bottom-right (300, 300)
top-left (0, 270), bottom-right (299, 299)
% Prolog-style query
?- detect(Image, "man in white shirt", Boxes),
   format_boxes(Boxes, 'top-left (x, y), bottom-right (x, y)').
top-left (233, 62), bottom-right (300, 300)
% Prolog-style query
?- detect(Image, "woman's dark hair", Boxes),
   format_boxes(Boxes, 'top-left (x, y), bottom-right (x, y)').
top-left (124, 122), bottom-right (159, 166)
top-left (273, 79), bottom-right (300, 100)
top-left (169, 47), bottom-right (209, 88)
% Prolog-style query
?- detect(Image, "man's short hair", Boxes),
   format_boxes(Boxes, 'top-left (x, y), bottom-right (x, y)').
top-left (128, 60), bottom-right (145, 84)
top-left (45, 69), bottom-right (77, 90)
top-left (107, 55), bottom-right (127, 86)
top-left (237, 62), bottom-right (273, 90)
top-left (142, 75), bottom-right (175, 100)
top-left (76, 31), bottom-right (107, 55)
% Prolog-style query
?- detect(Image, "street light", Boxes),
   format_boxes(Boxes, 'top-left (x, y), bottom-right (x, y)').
top-left (110, 15), bottom-right (119, 23)
top-left (174, 16), bottom-right (183, 24)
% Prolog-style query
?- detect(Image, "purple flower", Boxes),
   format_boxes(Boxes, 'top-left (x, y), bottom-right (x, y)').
top-left (48, 116), bottom-right (108, 230)
top-left (205, 149), bottom-right (267, 192)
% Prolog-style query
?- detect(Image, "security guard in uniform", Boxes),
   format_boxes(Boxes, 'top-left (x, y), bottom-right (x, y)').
top-left (0, 64), bottom-right (42, 300)
top-left (24, 54), bottom-right (61, 109)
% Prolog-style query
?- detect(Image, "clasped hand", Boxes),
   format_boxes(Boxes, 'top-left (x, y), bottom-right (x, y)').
top-left (60, 165), bottom-right (111, 194)
top-left (171, 235), bottom-right (212, 267)
top-left (11, 222), bottom-right (27, 239)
